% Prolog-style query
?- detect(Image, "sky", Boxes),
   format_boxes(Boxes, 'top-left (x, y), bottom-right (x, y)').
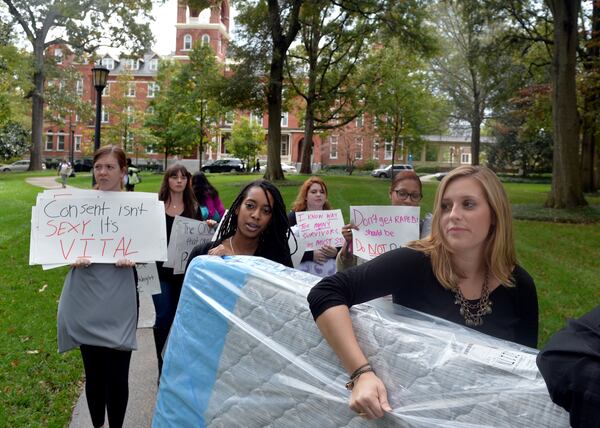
top-left (150, 0), bottom-right (178, 55)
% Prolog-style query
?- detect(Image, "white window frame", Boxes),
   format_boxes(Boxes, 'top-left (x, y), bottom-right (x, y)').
top-left (123, 59), bottom-right (139, 71)
top-left (356, 114), bottom-right (364, 128)
top-left (102, 83), bottom-right (110, 97)
top-left (281, 134), bottom-right (290, 157)
top-left (201, 34), bottom-right (210, 46)
top-left (249, 111), bottom-right (262, 126)
top-left (101, 57), bottom-right (114, 70)
top-left (372, 140), bottom-right (380, 160)
top-left (55, 48), bottom-right (63, 64)
top-left (45, 134), bottom-right (54, 151)
top-left (101, 108), bottom-right (109, 123)
top-left (76, 79), bottom-right (83, 96)
top-left (281, 111), bottom-right (288, 127)
top-left (146, 106), bottom-right (155, 115)
top-left (126, 83), bottom-right (136, 97)
top-left (147, 82), bottom-right (158, 98)
top-left (330, 136), bottom-right (338, 159)
top-left (74, 135), bottom-right (82, 152)
top-left (461, 152), bottom-right (471, 164)
top-left (149, 58), bottom-right (158, 71)
top-left (183, 34), bottom-right (193, 50)
top-left (57, 134), bottom-right (65, 150)
top-left (224, 111), bottom-right (234, 126)
top-left (384, 142), bottom-right (393, 160)
top-left (146, 145), bottom-right (156, 154)
top-left (355, 137), bottom-right (363, 160)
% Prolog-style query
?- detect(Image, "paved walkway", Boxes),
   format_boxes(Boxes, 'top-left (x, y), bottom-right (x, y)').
top-left (27, 176), bottom-right (158, 427)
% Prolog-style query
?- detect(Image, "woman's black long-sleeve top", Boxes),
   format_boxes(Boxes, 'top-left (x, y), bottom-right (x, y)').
top-left (308, 247), bottom-right (538, 348)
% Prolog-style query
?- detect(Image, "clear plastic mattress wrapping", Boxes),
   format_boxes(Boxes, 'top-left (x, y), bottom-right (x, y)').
top-left (152, 255), bottom-right (569, 428)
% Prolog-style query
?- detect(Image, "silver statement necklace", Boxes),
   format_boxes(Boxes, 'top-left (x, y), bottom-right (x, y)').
top-left (453, 270), bottom-right (493, 327)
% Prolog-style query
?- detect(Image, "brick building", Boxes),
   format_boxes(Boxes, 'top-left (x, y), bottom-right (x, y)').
top-left (43, 0), bottom-right (479, 171)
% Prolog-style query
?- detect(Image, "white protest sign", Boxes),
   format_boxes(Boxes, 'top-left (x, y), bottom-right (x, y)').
top-left (294, 209), bottom-right (345, 252)
top-left (289, 226), bottom-right (306, 269)
top-left (350, 205), bottom-right (420, 261)
top-left (165, 216), bottom-right (215, 274)
top-left (136, 262), bottom-right (161, 295)
top-left (30, 191), bottom-right (167, 265)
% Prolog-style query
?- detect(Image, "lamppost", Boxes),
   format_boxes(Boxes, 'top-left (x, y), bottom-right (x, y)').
top-left (91, 66), bottom-right (109, 152)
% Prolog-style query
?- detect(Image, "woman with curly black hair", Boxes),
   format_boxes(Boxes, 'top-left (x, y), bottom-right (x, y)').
top-left (186, 179), bottom-right (294, 268)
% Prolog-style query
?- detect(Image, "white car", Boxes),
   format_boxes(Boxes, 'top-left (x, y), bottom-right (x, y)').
top-left (281, 163), bottom-right (297, 173)
top-left (1, 159), bottom-right (46, 172)
top-left (259, 163), bottom-right (298, 173)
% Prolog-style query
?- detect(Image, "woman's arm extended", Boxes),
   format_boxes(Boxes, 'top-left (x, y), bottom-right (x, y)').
top-left (315, 305), bottom-right (392, 419)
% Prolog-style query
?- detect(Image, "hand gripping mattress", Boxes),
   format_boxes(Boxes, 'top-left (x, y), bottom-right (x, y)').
top-left (152, 256), bottom-right (569, 427)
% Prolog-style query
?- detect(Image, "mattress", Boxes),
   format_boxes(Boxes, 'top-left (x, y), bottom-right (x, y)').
top-left (152, 255), bottom-right (569, 427)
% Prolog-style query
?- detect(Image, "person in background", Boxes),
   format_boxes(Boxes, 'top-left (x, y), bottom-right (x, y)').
top-left (537, 305), bottom-right (600, 428)
top-left (57, 158), bottom-right (72, 188)
top-left (308, 165), bottom-right (538, 420)
top-left (337, 171), bottom-right (432, 272)
top-left (191, 171), bottom-right (225, 229)
top-left (255, 158), bottom-right (260, 172)
top-left (57, 146), bottom-right (137, 428)
top-left (187, 179), bottom-right (294, 269)
top-left (153, 165), bottom-right (198, 380)
top-left (288, 176), bottom-right (340, 276)
top-left (125, 158), bottom-right (140, 192)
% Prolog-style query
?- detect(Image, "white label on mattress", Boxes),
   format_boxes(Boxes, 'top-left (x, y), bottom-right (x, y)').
top-left (461, 343), bottom-right (538, 380)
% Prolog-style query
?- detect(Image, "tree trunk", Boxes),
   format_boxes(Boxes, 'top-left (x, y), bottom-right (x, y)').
top-left (545, 0), bottom-right (587, 208)
top-left (300, 107), bottom-right (315, 174)
top-left (266, 59), bottom-right (284, 180)
top-left (470, 74), bottom-right (481, 166)
top-left (30, 41), bottom-right (45, 171)
top-left (581, 0), bottom-right (600, 192)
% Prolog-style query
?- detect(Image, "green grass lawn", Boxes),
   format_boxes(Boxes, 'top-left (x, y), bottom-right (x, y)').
top-left (1, 170), bottom-right (599, 426)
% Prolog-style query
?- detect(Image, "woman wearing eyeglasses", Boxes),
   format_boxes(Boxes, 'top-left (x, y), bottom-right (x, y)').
top-left (336, 171), bottom-right (432, 272)
top-left (308, 165), bottom-right (538, 420)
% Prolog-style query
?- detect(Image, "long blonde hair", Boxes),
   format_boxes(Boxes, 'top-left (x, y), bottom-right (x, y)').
top-left (408, 165), bottom-right (516, 290)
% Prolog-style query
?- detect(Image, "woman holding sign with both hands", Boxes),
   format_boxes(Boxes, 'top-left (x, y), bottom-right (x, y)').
top-left (308, 165), bottom-right (538, 420)
top-left (337, 171), bottom-right (432, 272)
top-left (288, 176), bottom-right (341, 277)
top-left (57, 146), bottom-right (137, 428)
top-left (153, 165), bottom-right (199, 380)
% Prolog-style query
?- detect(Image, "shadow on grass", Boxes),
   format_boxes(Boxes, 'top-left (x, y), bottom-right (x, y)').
top-left (513, 204), bottom-right (600, 223)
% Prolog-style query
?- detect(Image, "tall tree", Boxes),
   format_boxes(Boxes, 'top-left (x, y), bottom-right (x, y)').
top-left (0, 20), bottom-right (31, 128)
top-left (146, 61), bottom-right (196, 170)
top-left (431, 0), bottom-right (515, 165)
top-left (365, 43), bottom-right (448, 173)
top-left (227, 117), bottom-right (266, 171)
top-left (233, 0), bottom-right (303, 180)
top-left (1, 0), bottom-right (154, 170)
top-left (544, 0), bottom-right (587, 207)
top-left (286, 1), bottom-right (370, 174)
top-left (170, 43), bottom-right (225, 169)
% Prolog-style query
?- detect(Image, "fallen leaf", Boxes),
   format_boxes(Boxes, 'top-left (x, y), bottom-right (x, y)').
top-left (38, 284), bottom-right (48, 293)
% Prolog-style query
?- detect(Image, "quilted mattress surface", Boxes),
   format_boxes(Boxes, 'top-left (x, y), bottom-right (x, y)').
top-left (152, 255), bottom-right (569, 427)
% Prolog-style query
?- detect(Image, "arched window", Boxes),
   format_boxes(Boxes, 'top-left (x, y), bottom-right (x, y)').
top-left (183, 34), bottom-right (192, 50)
top-left (201, 34), bottom-right (210, 46)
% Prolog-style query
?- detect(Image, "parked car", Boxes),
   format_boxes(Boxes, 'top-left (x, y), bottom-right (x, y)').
top-left (200, 158), bottom-right (245, 173)
top-left (259, 163), bottom-right (298, 174)
top-left (1, 159), bottom-right (46, 172)
top-left (73, 158), bottom-right (93, 172)
top-left (435, 172), bottom-right (448, 181)
top-left (371, 164), bottom-right (413, 178)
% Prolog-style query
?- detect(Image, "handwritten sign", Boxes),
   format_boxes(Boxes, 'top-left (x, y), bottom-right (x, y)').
top-left (165, 216), bottom-right (215, 274)
top-left (294, 209), bottom-right (345, 252)
top-left (136, 262), bottom-right (161, 295)
top-left (29, 191), bottom-right (167, 265)
top-left (350, 205), bottom-right (420, 261)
